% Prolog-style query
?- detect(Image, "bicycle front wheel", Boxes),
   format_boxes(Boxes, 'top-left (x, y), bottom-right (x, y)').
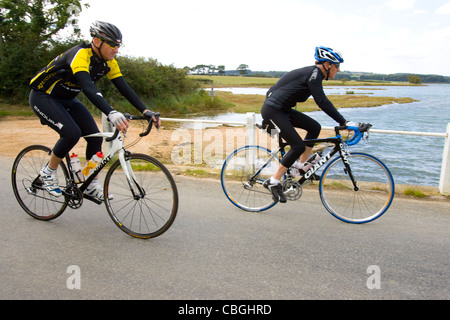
top-left (319, 152), bottom-right (395, 224)
top-left (104, 153), bottom-right (178, 239)
top-left (11, 145), bottom-right (69, 220)
top-left (221, 145), bottom-right (279, 212)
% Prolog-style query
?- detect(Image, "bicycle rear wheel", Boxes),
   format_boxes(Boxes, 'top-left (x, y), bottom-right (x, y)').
top-left (319, 152), bottom-right (394, 224)
top-left (221, 145), bottom-right (279, 212)
top-left (104, 153), bottom-right (178, 239)
top-left (11, 145), bottom-right (69, 220)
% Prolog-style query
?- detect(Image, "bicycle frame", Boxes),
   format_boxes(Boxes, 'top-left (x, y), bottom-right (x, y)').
top-left (65, 128), bottom-right (144, 204)
top-left (255, 125), bottom-right (367, 188)
top-left (299, 125), bottom-right (367, 188)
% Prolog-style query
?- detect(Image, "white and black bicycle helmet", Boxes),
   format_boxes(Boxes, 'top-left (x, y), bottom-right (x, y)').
top-left (315, 46), bottom-right (344, 65)
top-left (90, 21), bottom-right (122, 47)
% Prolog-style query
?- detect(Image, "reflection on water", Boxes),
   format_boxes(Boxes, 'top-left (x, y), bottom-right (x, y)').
top-left (187, 84), bottom-right (450, 187)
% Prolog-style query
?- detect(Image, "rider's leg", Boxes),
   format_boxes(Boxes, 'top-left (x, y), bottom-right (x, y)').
top-left (289, 109), bottom-right (321, 167)
top-left (299, 146), bottom-right (313, 163)
top-left (261, 105), bottom-right (305, 203)
top-left (48, 152), bottom-right (63, 169)
top-left (271, 164), bottom-right (288, 182)
top-left (30, 90), bottom-right (82, 196)
top-left (65, 98), bottom-right (103, 160)
top-left (66, 100), bottom-right (110, 201)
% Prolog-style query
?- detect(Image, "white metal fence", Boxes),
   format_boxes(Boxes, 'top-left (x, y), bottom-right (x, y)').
top-left (102, 113), bottom-right (450, 196)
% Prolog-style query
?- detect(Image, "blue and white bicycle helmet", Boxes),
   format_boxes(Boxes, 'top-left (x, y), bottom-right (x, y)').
top-left (315, 46), bottom-right (344, 64)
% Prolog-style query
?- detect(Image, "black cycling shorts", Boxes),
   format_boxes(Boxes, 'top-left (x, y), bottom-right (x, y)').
top-left (29, 89), bottom-right (103, 159)
top-left (261, 103), bottom-right (321, 168)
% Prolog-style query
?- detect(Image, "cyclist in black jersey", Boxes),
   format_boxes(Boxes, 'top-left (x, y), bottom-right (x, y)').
top-left (29, 21), bottom-right (159, 199)
top-left (262, 47), bottom-right (354, 203)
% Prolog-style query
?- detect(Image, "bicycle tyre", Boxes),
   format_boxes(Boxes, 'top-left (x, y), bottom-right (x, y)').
top-left (221, 145), bottom-right (279, 212)
top-left (11, 145), bottom-right (69, 221)
top-left (319, 152), bottom-right (395, 224)
top-left (103, 153), bottom-right (178, 239)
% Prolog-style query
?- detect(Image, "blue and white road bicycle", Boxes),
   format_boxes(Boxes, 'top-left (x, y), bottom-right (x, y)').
top-left (221, 122), bottom-right (394, 224)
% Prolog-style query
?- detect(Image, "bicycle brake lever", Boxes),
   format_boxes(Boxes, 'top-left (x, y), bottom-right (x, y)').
top-left (364, 131), bottom-right (370, 143)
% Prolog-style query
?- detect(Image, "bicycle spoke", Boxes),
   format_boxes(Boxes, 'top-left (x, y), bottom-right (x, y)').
top-left (12, 145), bottom-right (68, 220)
top-left (104, 154), bottom-right (178, 239)
top-left (221, 146), bottom-right (278, 212)
top-left (319, 153), bottom-right (394, 223)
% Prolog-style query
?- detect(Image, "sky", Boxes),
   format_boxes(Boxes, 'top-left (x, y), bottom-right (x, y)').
top-left (72, 0), bottom-right (450, 76)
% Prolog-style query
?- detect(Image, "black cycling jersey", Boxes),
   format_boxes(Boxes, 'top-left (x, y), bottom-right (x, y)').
top-left (29, 42), bottom-right (146, 115)
top-left (265, 66), bottom-right (346, 125)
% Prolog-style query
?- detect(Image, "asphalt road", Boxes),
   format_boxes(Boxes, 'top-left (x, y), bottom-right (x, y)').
top-left (0, 156), bottom-right (448, 300)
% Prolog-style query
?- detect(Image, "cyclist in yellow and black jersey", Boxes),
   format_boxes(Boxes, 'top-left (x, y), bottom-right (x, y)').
top-left (30, 41), bottom-right (122, 107)
top-left (29, 21), bottom-right (159, 200)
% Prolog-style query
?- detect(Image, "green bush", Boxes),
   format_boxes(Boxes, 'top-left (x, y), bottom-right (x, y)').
top-left (81, 56), bottom-right (232, 116)
top-left (94, 55), bottom-right (199, 102)
top-left (0, 1), bottom-right (218, 115)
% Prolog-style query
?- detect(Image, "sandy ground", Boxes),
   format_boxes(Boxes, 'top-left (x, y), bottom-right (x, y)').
top-left (2, 116), bottom-right (446, 197)
top-left (0, 116), bottom-right (300, 173)
top-left (0, 116), bottom-right (329, 162)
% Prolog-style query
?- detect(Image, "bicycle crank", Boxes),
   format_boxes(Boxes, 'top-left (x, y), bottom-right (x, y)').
top-left (282, 180), bottom-right (302, 201)
top-left (63, 185), bottom-right (83, 209)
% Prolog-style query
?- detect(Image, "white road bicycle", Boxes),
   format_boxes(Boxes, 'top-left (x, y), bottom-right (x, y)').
top-left (11, 113), bottom-right (178, 239)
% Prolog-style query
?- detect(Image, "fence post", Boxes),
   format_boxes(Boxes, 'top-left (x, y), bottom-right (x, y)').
top-left (102, 113), bottom-right (114, 155)
top-left (439, 123), bottom-right (450, 196)
top-left (245, 112), bottom-right (256, 146)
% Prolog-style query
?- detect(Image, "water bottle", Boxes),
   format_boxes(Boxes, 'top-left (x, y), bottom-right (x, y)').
top-left (82, 152), bottom-right (104, 177)
top-left (70, 153), bottom-right (85, 183)
top-left (301, 152), bottom-right (322, 172)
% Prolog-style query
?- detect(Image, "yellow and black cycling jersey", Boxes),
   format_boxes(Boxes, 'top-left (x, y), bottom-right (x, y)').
top-left (30, 42), bottom-right (146, 115)
top-left (30, 42), bottom-right (121, 99)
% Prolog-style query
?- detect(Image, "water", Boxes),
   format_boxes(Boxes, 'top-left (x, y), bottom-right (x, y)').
top-left (191, 84), bottom-right (450, 187)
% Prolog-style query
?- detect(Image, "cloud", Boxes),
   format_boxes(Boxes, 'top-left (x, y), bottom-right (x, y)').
top-left (73, 0), bottom-right (450, 76)
top-left (412, 9), bottom-right (427, 15)
top-left (384, 0), bottom-right (416, 10)
top-left (436, 1), bottom-right (450, 14)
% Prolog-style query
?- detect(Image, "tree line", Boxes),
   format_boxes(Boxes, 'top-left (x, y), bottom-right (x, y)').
top-left (187, 64), bottom-right (450, 84)
top-left (0, 0), bottom-right (224, 115)
top-left (335, 72), bottom-right (450, 84)
top-left (187, 64), bottom-right (250, 76)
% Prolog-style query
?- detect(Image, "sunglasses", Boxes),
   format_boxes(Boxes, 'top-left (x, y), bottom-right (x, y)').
top-left (101, 39), bottom-right (121, 49)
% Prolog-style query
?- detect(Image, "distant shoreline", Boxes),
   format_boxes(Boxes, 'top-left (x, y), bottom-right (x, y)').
top-left (190, 75), bottom-right (425, 88)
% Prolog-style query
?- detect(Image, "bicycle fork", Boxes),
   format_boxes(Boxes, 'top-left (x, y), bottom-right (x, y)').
top-left (119, 150), bottom-right (146, 200)
top-left (338, 143), bottom-right (359, 191)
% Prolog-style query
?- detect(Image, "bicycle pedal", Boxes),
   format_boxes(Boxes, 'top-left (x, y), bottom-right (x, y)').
top-left (83, 193), bottom-right (103, 205)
